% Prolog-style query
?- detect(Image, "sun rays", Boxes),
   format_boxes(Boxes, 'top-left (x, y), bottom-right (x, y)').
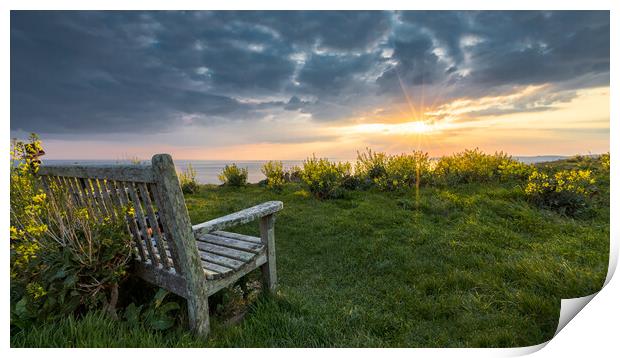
top-left (349, 120), bottom-right (437, 135)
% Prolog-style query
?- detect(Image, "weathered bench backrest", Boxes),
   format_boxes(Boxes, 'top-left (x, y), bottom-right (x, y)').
top-left (38, 155), bottom-right (189, 275)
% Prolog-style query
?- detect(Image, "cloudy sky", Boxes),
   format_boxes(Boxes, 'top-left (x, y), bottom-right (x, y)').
top-left (10, 11), bottom-right (609, 159)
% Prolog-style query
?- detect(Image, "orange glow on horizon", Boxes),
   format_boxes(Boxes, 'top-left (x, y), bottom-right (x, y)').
top-left (39, 86), bottom-right (609, 161)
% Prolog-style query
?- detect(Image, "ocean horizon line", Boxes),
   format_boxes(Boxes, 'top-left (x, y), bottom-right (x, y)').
top-left (40, 155), bottom-right (584, 185)
top-left (42, 154), bottom-right (591, 162)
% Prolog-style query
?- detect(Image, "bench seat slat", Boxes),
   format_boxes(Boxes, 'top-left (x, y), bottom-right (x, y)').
top-left (211, 230), bottom-right (262, 244)
top-left (196, 241), bottom-right (256, 262)
top-left (194, 231), bottom-right (266, 280)
top-left (197, 250), bottom-right (245, 270)
top-left (201, 261), bottom-right (232, 275)
top-left (198, 233), bottom-right (264, 253)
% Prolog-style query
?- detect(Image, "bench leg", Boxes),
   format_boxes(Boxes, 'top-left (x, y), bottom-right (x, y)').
top-left (260, 214), bottom-right (278, 293)
top-left (187, 293), bottom-right (210, 337)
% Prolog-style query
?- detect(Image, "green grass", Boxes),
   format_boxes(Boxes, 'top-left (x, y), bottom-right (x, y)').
top-left (11, 159), bottom-right (609, 347)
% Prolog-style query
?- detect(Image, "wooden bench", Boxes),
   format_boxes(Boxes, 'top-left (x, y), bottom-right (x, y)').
top-left (38, 154), bottom-right (282, 337)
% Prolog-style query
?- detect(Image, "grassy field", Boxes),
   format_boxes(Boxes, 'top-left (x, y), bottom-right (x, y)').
top-left (11, 159), bottom-right (609, 347)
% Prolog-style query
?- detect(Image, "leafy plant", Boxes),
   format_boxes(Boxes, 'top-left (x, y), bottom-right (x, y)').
top-left (10, 134), bottom-right (133, 330)
top-left (498, 159), bottom-right (534, 181)
top-left (600, 152), bottom-right (610, 172)
top-left (261, 161), bottom-right (285, 191)
top-left (286, 165), bottom-right (303, 183)
top-left (355, 148), bottom-right (388, 188)
top-left (123, 289), bottom-right (181, 331)
top-left (378, 151), bottom-right (430, 191)
top-left (354, 149), bottom-right (430, 191)
top-left (218, 164), bottom-right (248, 187)
top-left (432, 148), bottom-right (513, 185)
top-left (11, 134), bottom-right (49, 299)
top-left (179, 163), bottom-right (199, 194)
top-left (301, 155), bottom-right (351, 199)
top-left (525, 169), bottom-right (597, 216)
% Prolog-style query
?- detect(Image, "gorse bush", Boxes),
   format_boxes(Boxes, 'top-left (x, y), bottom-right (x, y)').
top-left (261, 161), bottom-right (286, 191)
top-left (218, 164), bottom-right (248, 187)
top-left (14, 203), bottom-right (132, 326)
top-left (388, 151), bottom-right (430, 187)
top-left (432, 148), bottom-right (514, 185)
top-left (600, 152), bottom-right (610, 172)
top-left (10, 134), bottom-right (47, 279)
top-left (355, 148), bottom-right (388, 185)
top-left (301, 155), bottom-right (351, 199)
top-left (498, 159), bottom-right (534, 181)
top-left (380, 151), bottom-right (430, 191)
top-left (286, 165), bottom-right (303, 183)
top-left (178, 163), bottom-right (199, 194)
top-left (525, 169), bottom-right (597, 216)
top-left (355, 148), bottom-right (430, 191)
top-left (10, 135), bottom-right (133, 331)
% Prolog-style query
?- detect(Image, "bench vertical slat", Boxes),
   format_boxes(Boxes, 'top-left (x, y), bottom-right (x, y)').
top-left (62, 176), bottom-right (81, 206)
top-left (91, 178), bottom-right (110, 219)
top-left (39, 174), bottom-right (50, 191)
top-left (70, 177), bottom-right (86, 207)
top-left (149, 183), bottom-right (183, 274)
top-left (106, 179), bottom-right (140, 258)
top-left (138, 182), bottom-right (171, 270)
top-left (39, 176), bottom-right (58, 206)
top-left (104, 179), bottom-right (123, 214)
top-left (152, 154), bottom-right (210, 337)
top-left (76, 177), bottom-right (98, 218)
top-left (97, 178), bottom-right (117, 221)
top-left (127, 182), bottom-right (160, 267)
top-left (87, 178), bottom-right (112, 218)
top-left (115, 180), bottom-right (148, 262)
top-left (47, 176), bottom-right (65, 206)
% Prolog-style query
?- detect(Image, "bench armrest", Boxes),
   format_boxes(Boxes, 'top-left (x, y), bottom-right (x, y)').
top-left (192, 201), bottom-right (283, 237)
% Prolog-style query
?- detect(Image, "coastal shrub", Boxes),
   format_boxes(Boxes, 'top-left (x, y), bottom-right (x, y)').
top-left (525, 169), bottom-right (597, 216)
top-left (178, 163), bottom-right (199, 194)
top-left (379, 151), bottom-right (430, 191)
top-left (355, 148), bottom-right (388, 188)
top-left (301, 155), bottom-right (351, 199)
top-left (10, 135), bottom-right (133, 330)
top-left (432, 148), bottom-right (512, 185)
top-left (261, 161), bottom-right (286, 191)
top-left (218, 164), bottom-right (248, 187)
top-left (600, 152), bottom-right (610, 172)
top-left (286, 165), bottom-right (303, 183)
top-left (355, 149), bottom-right (431, 191)
top-left (498, 159), bottom-right (534, 181)
top-left (10, 134), bottom-right (47, 285)
top-left (12, 193), bottom-right (132, 329)
top-left (341, 173), bottom-right (361, 190)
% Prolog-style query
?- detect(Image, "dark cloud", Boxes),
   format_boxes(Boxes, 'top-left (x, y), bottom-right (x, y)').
top-left (284, 96), bottom-right (312, 111)
top-left (10, 10), bottom-right (609, 136)
top-left (397, 11), bottom-right (471, 64)
top-left (296, 52), bottom-right (378, 95)
top-left (244, 11), bottom-right (392, 52)
top-left (376, 32), bottom-right (443, 92)
top-left (463, 11), bottom-right (609, 88)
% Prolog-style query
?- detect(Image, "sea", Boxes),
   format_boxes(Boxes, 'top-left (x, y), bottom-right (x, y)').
top-left (42, 156), bottom-right (568, 184)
